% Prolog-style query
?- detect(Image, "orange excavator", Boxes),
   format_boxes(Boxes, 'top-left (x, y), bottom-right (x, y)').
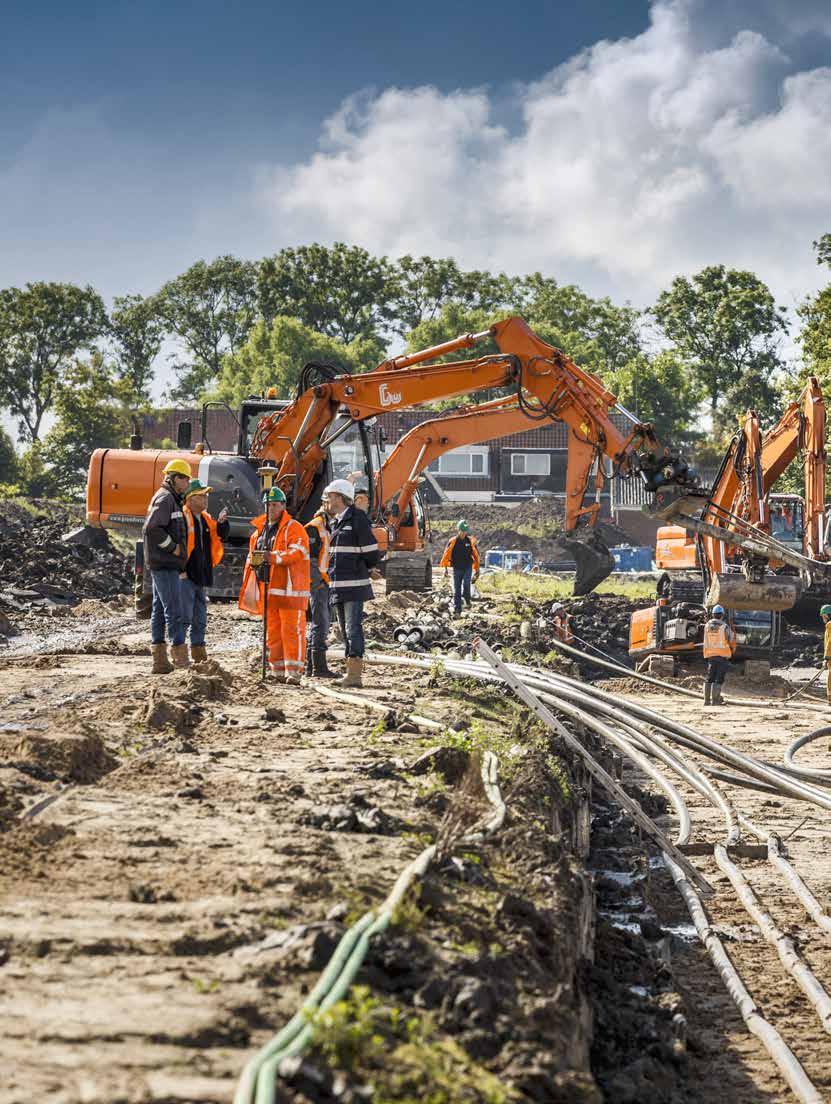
top-left (87, 315), bottom-right (707, 608)
top-left (629, 378), bottom-right (828, 660)
top-left (373, 394), bottom-right (559, 590)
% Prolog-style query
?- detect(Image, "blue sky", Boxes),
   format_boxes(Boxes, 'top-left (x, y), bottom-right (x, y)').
top-left (2, 1), bottom-right (830, 325)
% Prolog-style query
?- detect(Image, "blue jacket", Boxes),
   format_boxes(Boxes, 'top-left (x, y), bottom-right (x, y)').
top-left (328, 506), bottom-right (380, 605)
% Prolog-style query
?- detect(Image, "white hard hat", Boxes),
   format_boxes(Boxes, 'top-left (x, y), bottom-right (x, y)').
top-left (323, 478), bottom-right (355, 501)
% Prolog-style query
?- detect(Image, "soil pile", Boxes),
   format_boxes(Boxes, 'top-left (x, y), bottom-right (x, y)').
top-left (428, 499), bottom-right (635, 563)
top-left (0, 499), bottom-right (131, 622)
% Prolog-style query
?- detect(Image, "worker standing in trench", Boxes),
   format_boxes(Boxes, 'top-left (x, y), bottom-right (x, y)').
top-left (239, 487), bottom-right (310, 685)
top-left (180, 479), bottom-right (229, 663)
top-left (440, 520), bottom-right (480, 618)
top-left (144, 458), bottom-right (191, 674)
top-left (821, 604), bottom-right (831, 703)
top-left (702, 604), bottom-right (736, 706)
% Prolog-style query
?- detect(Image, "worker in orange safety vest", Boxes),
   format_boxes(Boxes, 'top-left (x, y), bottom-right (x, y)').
top-left (238, 486), bottom-right (310, 685)
top-left (702, 603), bottom-right (735, 706)
top-left (305, 507), bottom-right (336, 678)
top-left (181, 478), bottom-right (229, 664)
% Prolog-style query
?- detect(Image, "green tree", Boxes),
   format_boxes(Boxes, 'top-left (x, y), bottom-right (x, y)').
top-left (614, 350), bottom-right (704, 449)
top-left (211, 316), bottom-right (383, 409)
top-left (0, 426), bottom-right (18, 486)
top-left (258, 243), bottom-right (396, 342)
top-left (109, 293), bottom-right (165, 405)
top-left (0, 281), bottom-right (108, 442)
top-left (158, 255), bottom-right (258, 401)
top-left (390, 255), bottom-right (514, 336)
top-left (796, 235), bottom-right (831, 394)
top-left (813, 233), bottom-right (831, 269)
top-left (651, 265), bottom-right (787, 417)
top-left (43, 353), bottom-right (132, 497)
top-left (520, 275), bottom-right (642, 379)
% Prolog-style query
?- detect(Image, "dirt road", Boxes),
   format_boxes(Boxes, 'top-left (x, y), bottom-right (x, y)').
top-left (3, 596), bottom-right (831, 1102)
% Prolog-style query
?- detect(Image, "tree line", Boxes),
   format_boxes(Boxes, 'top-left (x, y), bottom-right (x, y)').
top-left (1, 240), bottom-right (830, 497)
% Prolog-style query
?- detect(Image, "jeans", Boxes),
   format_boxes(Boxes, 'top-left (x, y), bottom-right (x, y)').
top-left (150, 569), bottom-right (185, 646)
top-left (335, 599), bottom-right (365, 658)
top-left (307, 585), bottom-right (331, 650)
top-left (705, 656), bottom-right (730, 685)
top-left (180, 578), bottom-right (208, 646)
top-left (452, 566), bottom-right (473, 614)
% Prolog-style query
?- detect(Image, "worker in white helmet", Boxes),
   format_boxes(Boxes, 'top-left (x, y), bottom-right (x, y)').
top-left (323, 478), bottom-right (381, 687)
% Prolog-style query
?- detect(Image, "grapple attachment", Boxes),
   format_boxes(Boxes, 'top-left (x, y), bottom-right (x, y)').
top-left (555, 529), bottom-right (615, 596)
top-left (706, 573), bottom-right (802, 612)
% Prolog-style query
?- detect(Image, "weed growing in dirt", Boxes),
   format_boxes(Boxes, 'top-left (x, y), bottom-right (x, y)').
top-left (307, 985), bottom-right (515, 1103)
top-left (391, 887), bottom-right (428, 932)
top-left (477, 572), bottom-right (655, 601)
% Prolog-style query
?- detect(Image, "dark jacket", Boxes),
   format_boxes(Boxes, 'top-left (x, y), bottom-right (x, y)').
top-left (328, 505), bottom-right (380, 605)
top-left (185, 513), bottom-right (230, 587)
top-left (143, 481), bottom-right (187, 571)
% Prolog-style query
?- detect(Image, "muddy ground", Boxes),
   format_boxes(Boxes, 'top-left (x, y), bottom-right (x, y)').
top-left (3, 588), bottom-right (831, 1103)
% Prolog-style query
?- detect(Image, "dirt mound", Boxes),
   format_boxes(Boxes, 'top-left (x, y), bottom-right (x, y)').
top-left (428, 498), bottom-right (635, 564)
top-left (0, 499), bottom-right (132, 620)
top-left (2, 726), bottom-right (117, 783)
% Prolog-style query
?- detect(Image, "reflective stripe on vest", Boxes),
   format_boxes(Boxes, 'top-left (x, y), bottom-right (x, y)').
top-left (184, 508), bottom-right (224, 568)
top-left (307, 514), bottom-right (331, 583)
top-left (704, 621), bottom-right (733, 658)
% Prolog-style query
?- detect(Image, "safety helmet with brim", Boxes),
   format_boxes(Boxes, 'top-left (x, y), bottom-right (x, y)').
top-left (821, 604), bottom-right (831, 618)
top-left (712, 604), bottom-right (726, 617)
top-left (323, 478), bottom-right (355, 501)
top-left (185, 478), bottom-right (212, 499)
top-left (163, 458), bottom-right (192, 478)
top-left (263, 486), bottom-right (287, 503)
top-left (457, 519), bottom-right (469, 531)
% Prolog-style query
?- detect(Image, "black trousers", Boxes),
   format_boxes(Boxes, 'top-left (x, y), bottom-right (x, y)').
top-left (705, 656), bottom-right (730, 685)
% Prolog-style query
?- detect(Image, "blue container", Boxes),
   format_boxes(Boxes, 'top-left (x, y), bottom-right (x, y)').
top-left (484, 548), bottom-right (533, 572)
top-left (610, 545), bottom-right (653, 572)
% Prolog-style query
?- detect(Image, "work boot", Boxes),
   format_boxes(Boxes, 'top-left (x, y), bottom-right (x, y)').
top-left (312, 649), bottom-right (337, 679)
top-left (285, 672), bottom-right (302, 686)
top-left (151, 643), bottom-right (173, 675)
top-left (170, 643), bottom-right (190, 669)
top-left (704, 682), bottom-right (712, 705)
top-left (191, 644), bottom-right (208, 664)
top-left (712, 685), bottom-right (723, 705)
top-left (336, 657), bottom-right (363, 688)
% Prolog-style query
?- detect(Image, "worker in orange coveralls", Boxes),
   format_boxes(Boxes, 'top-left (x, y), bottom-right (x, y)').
top-left (238, 486), bottom-right (310, 685)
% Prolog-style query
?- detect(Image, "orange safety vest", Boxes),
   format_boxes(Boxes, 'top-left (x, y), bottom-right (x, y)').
top-left (238, 511), bottom-right (310, 614)
top-left (703, 619), bottom-right (735, 659)
top-left (306, 513), bottom-right (331, 585)
top-left (184, 507), bottom-right (224, 568)
top-left (439, 534), bottom-right (480, 572)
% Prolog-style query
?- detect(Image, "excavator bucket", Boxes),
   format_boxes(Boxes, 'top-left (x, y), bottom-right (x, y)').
top-left (707, 573), bottom-right (802, 612)
top-left (554, 529), bottom-right (616, 596)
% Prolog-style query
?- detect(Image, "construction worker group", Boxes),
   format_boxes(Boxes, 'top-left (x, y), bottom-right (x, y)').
top-left (144, 462), bottom-right (383, 687)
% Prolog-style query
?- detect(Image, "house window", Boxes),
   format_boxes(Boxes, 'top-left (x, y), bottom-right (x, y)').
top-left (510, 452), bottom-right (551, 476)
top-left (427, 448), bottom-right (489, 477)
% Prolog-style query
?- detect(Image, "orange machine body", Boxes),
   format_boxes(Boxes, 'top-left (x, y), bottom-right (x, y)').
top-left (86, 448), bottom-right (204, 530)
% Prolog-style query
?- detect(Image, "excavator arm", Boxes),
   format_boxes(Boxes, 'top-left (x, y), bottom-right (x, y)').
top-left (252, 316), bottom-right (695, 524)
top-left (376, 395), bottom-right (547, 540)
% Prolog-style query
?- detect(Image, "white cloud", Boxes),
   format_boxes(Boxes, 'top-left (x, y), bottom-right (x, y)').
top-left (261, 0), bottom-right (831, 309)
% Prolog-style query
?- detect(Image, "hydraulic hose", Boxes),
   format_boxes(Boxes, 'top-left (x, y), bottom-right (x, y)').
top-left (236, 750), bottom-right (506, 1104)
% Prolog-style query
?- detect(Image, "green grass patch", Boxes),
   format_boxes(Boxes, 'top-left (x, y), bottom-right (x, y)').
top-left (476, 572), bottom-right (655, 601)
top-left (307, 985), bottom-right (515, 1103)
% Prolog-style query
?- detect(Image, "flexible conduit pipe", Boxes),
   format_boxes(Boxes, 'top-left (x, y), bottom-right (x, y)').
top-left (784, 726), bottom-right (831, 782)
top-left (738, 815), bottom-right (831, 938)
top-left (714, 843), bottom-right (831, 1034)
top-left (467, 642), bottom-right (821, 1103)
top-left (362, 653), bottom-right (831, 813)
top-left (548, 638), bottom-right (829, 714)
top-left (235, 751), bottom-right (506, 1104)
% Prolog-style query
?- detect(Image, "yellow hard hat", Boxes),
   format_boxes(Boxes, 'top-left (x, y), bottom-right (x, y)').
top-left (163, 458), bottom-right (192, 478)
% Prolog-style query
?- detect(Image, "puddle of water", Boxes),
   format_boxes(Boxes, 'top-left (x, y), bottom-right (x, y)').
top-left (596, 869), bottom-right (642, 887)
top-left (629, 984), bottom-right (650, 998)
top-left (662, 921), bottom-right (698, 943)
